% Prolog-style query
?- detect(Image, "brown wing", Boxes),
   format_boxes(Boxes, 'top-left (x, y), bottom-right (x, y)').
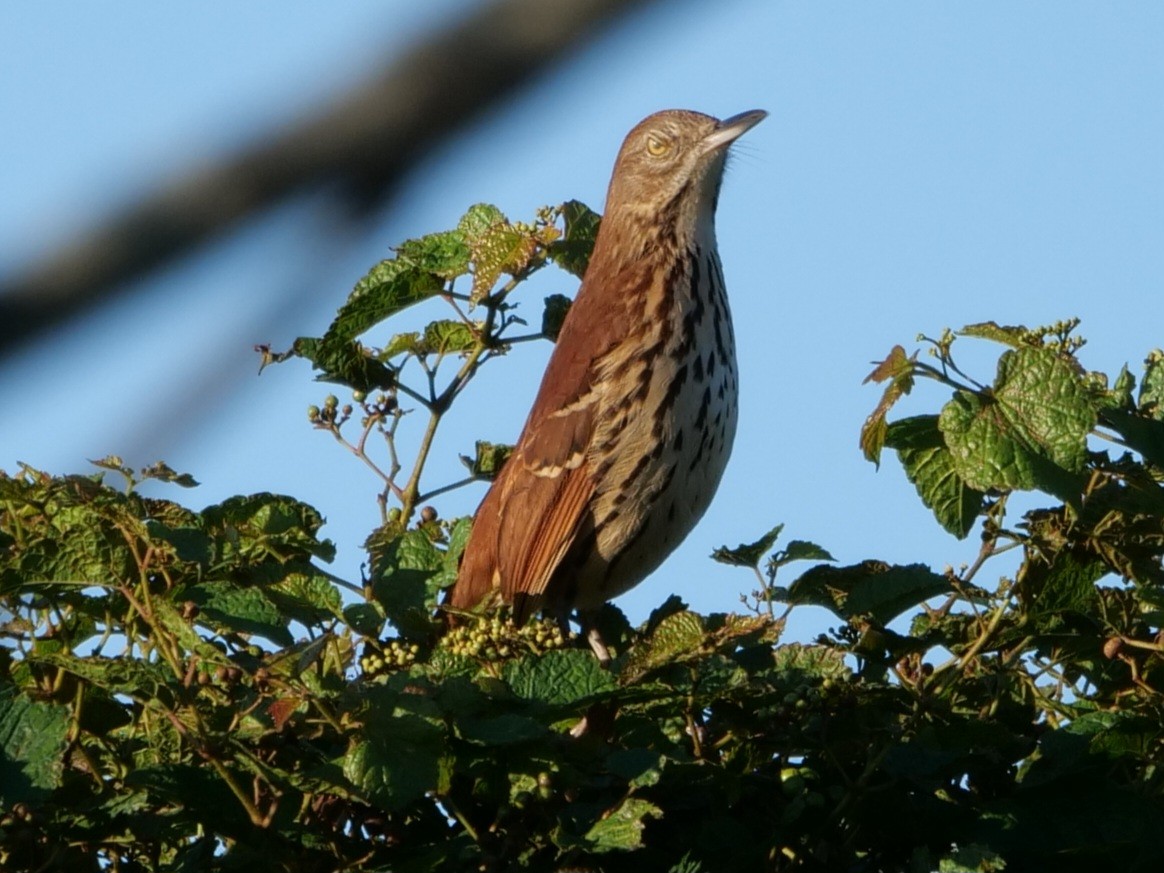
top-left (449, 371), bottom-right (597, 617)
top-left (449, 255), bottom-right (628, 617)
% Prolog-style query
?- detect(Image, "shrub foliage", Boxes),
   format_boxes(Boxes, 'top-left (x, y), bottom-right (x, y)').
top-left (3, 204), bottom-right (1164, 871)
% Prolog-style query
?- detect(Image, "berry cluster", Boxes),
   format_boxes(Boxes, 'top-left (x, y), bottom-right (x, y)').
top-left (441, 614), bottom-right (567, 661)
top-left (359, 639), bottom-right (421, 676)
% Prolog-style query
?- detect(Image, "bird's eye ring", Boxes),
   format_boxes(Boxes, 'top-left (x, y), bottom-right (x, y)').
top-left (646, 135), bottom-right (670, 157)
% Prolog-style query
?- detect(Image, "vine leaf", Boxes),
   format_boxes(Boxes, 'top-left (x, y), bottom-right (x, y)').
top-left (885, 415), bottom-right (984, 538)
top-left (712, 523), bottom-right (784, 568)
top-left (861, 345), bottom-right (916, 466)
top-left (939, 347), bottom-right (1094, 503)
top-left (0, 687), bottom-right (70, 803)
top-left (547, 199), bottom-right (601, 278)
top-left (785, 561), bottom-right (951, 625)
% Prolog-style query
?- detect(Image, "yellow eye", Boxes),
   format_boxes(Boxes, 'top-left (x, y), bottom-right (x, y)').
top-left (646, 134), bottom-right (670, 157)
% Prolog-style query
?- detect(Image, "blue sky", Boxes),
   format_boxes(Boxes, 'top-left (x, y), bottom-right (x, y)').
top-left (3, 2), bottom-right (1162, 640)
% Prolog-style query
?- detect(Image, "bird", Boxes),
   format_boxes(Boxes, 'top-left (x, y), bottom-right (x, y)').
top-left (447, 108), bottom-right (766, 651)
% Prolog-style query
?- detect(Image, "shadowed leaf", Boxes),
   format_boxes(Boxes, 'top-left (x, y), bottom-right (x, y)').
top-left (712, 523), bottom-right (784, 568)
top-left (547, 200), bottom-right (601, 278)
top-left (0, 685), bottom-right (70, 804)
top-left (886, 415), bottom-right (984, 538)
top-left (541, 293), bottom-right (572, 341)
top-left (583, 797), bottom-right (662, 853)
top-left (787, 561), bottom-right (952, 625)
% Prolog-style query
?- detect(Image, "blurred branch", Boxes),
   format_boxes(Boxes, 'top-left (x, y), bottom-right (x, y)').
top-left (0, 0), bottom-right (663, 358)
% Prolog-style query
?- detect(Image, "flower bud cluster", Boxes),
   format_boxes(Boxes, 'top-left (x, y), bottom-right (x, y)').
top-left (360, 639), bottom-right (421, 676)
top-left (442, 614), bottom-right (567, 661)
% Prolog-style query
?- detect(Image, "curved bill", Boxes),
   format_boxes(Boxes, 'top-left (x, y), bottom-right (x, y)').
top-left (702, 109), bottom-right (768, 151)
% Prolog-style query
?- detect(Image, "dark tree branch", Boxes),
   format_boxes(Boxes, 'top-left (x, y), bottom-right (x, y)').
top-left (0, 0), bottom-right (664, 358)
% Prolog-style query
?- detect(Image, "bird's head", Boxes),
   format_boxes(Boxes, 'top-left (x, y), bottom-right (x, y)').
top-left (602, 108), bottom-right (767, 243)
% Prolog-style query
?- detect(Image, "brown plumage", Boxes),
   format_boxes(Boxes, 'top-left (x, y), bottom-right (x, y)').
top-left (448, 108), bottom-right (766, 627)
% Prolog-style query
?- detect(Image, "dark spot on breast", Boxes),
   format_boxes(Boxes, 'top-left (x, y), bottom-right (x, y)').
top-left (623, 448), bottom-right (655, 490)
top-left (694, 386), bottom-right (711, 429)
top-left (662, 363), bottom-right (688, 410)
top-left (688, 430), bottom-right (709, 472)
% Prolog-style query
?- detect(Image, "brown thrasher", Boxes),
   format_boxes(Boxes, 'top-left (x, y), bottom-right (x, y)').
top-left (448, 108), bottom-right (766, 641)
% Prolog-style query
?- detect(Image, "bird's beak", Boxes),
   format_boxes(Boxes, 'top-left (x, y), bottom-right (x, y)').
top-left (702, 109), bottom-right (768, 152)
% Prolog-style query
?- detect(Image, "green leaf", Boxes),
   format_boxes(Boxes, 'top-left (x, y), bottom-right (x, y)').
top-left (457, 712), bottom-right (548, 746)
top-left (138, 461), bottom-right (200, 488)
top-left (502, 649), bottom-right (615, 705)
top-left (1099, 408), bottom-right (1164, 469)
top-left (431, 516), bottom-right (472, 591)
top-left (771, 643), bottom-right (850, 681)
top-left (457, 203), bottom-right (506, 243)
top-left (1025, 550), bottom-right (1104, 621)
top-left (774, 540), bottom-right (835, 567)
top-left (460, 441), bottom-right (513, 480)
top-left (146, 520), bottom-right (213, 564)
top-left (381, 331), bottom-right (422, 360)
top-left (541, 293), bottom-right (572, 341)
top-left (0, 683), bottom-right (70, 803)
top-left (343, 603), bottom-right (385, 636)
top-left (396, 230), bottom-right (471, 279)
top-left (861, 345), bottom-right (916, 466)
top-left (330, 258), bottom-right (444, 341)
top-left (622, 611), bottom-right (706, 681)
top-left (938, 843), bottom-right (1008, 872)
top-left (547, 200), bottom-right (601, 278)
top-left (202, 492), bottom-right (334, 563)
top-left (184, 582), bottom-right (292, 646)
top-left (28, 652), bottom-right (177, 703)
top-left (421, 319), bottom-right (477, 356)
top-left (939, 348), bottom-right (1095, 500)
top-left (1138, 349), bottom-right (1164, 419)
top-left (269, 567), bottom-right (344, 623)
top-left (290, 336), bottom-right (397, 392)
top-left (958, 321), bottom-right (1034, 348)
top-left (344, 715), bottom-right (450, 811)
top-left (786, 561), bottom-right (952, 625)
top-left (886, 415), bottom-right (985, 538)
top-left (457, 203), bottom-right (542, 304)
top-left (583, 797), bottom-right (662, 853)
top-left (370, 529), bottom-right (445, 640)
top-left (644, 594), bottom-right (688, 633)
top-left (711, 523), bottom-right (783, 568)
top-left (469, 221), bottom-right (538, 304)
top-left (606, 748), bottom-right (665, 788)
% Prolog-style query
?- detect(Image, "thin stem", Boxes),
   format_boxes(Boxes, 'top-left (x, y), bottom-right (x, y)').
top-left (911, 359), bottom-right (980, 394)
top-left (329, 422), bottom-right (405, 503)
top-left (400, 409), bottom-right (443, 523)
top-left (495, 332), bottom-right (546, 345)
top-left (395, 379), bottom-right (432, 410)
top-left (418, 475), bottom-right (481, 504)
top-left (442, 292), bottom-right (476, 328)
top-left (442, 794), bottom-right (481, 844)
